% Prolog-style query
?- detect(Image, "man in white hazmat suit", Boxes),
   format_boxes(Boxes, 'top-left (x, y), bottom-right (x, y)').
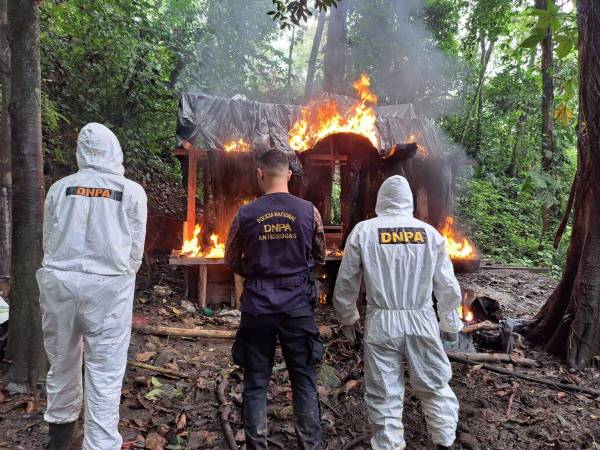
top-left (37, 123), bottom-right (147, 450)
top-left (332, 175), bottom-right (462, 450)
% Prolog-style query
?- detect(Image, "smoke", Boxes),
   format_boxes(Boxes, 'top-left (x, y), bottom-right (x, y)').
top-left (346, 0), bottom-right (467, 119)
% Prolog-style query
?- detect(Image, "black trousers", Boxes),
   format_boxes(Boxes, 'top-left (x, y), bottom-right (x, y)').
top-left (232, 311), bottom-right (324, 450)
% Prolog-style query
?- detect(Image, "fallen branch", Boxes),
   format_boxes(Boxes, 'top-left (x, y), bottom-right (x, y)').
top-left (342, 433), bottom-right (372, 450)
top-left (217, 370), bottom-right (238, 450)
top-left (461, 321), bottom-right (498, 334)
top-left (132, 323), bottom-right (235, 339)
top-left (127, 360), bottom-right (190, 379)
top-left (449, 354), bottom-right (600, 397)
top-left (447, 352), bottom-right (536, 367)
top-left (480, 265), bottom-right (549, 273)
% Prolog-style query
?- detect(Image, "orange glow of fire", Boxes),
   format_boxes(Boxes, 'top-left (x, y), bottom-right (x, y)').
top-left (180, 224), bottom-right (225, 259)
top-left (458, 304), bottom-right (474, 322)
top-left (406, 132), bottom-right (429, 157)
top-left (288, 74), bottom-right (379, 152)
top-left (440, 217), bottom-right (477, 260)
top-left (205, 234), bottom-right (225, 258)
top-left (224, 138), bottom-right (250, 153)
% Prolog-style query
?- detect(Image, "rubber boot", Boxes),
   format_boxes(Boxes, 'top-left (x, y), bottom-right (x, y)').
top-left (46, 422), bottom-right (78, 450)
top-left (435, 444), bottom-right (454, 450)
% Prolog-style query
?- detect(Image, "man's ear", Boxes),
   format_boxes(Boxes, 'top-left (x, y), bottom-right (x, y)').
top-left (257, 167), bottom-right (263, 180)
top-left (287, 169), bottom-right (292, 181)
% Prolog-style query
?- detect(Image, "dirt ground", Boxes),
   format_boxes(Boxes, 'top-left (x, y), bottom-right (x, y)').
top-left (2, 262), bottom-right (600, 450)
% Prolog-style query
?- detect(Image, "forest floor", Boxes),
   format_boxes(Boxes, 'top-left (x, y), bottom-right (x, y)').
top-left (2, 262), bottom-right (600, 450)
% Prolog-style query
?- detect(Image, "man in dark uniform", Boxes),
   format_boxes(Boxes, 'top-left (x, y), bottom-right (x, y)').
top-left (225, 149), bottom-right (326, 450)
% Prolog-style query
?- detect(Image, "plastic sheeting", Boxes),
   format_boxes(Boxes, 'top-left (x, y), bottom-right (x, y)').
top-left (176, 92), bottom-right (447, 157)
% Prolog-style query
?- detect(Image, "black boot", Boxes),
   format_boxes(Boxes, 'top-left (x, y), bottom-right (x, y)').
top-left (46, 422), bottom-right (77, 450)
top-left (435, 445), bottom-right (454, 450)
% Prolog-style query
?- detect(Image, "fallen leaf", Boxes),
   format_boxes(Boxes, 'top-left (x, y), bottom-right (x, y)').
top-left (25, 398), bottom-right (39, 414)
top-left (145, 389), bottom-right (163, 401)
top-left (151, 377), bottom-right (162, 388)
top-left (145, 432), bottom-right (166, 450)
top-left (176, 413), bottom-right (187, 430)
top-left (344, 379), bottom-right (361, 393)
top-left (135, 351), bottom-right (157, 363)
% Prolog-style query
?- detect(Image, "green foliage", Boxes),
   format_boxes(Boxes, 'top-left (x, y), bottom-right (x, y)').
top-left (269, 0), bottom-right (339, 28)
top-left (455, 175), bottom-right (567, 268)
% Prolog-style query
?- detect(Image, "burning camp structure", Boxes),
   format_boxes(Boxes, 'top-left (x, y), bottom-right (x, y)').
top-left (172, 82), bottom-right (473, 307)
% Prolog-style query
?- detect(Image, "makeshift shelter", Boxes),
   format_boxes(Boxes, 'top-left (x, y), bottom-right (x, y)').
top-left (172, 92), bottom-right (461, 306)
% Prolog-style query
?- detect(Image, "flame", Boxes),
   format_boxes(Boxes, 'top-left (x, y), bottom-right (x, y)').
top-left (205, 234), bottom-right (225, 258)
top-left (406, 133), bottom-right (429, 157)
top-left (288, 74), bottom-right (379, 152)
top-left (179, 225), bottom-right (225, 259)
top-left (326, 248), bottom-right (344, 257)
top-left (442, 218), bottom-right (476, 260)
top-left (458, 305), bottom-right (474, 322)
top-left (224, 138), bottom-right (250, 153)
top-left (181, 224), bottom-right (202, 257)
top-left (440, 217), bottom-right (477, 260)
top-left (318, 293), bottom-right (327, 304)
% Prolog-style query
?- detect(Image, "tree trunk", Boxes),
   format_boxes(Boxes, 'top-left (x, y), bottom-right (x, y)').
top-left (536, 0), bottom-right (556, 236)
top-left (526, 0), bottom-right (600, 370)
top-left (460, 36), bottom-right (495, 151)
top-left (474, 35), bottom-right (486, 154)
top-left (0, 0), bottom-right (10, 290)
top-left (507, 52), bottom-right (536, 178)
top-left (304, 10), bottom-right (326, 98)
top-left (507, 112), bottom-right (526, 177)
top-left (5, 0), bottom-right (47, 385)
top-left (323, 2), bottom-right (348, 94)
top-left (286, 27), bottom-right (295, 87)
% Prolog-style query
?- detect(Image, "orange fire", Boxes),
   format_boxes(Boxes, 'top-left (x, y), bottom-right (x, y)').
top-left (288, 74), bottom-right (379, 152)
top-left (458, 304), bottom-right (474, 322)
top-left (406, 132), bottom-right (429, 157)
top-left (180, 224), bottom-right (225, 259)
top-left (224, 138), bottom-right (250, 153)
top-left (440, 217), bottom-right (477, 260)
top-left (205, 234), bottom-right (225, 258)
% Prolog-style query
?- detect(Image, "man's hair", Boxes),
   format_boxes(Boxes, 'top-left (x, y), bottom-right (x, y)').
top-left (257, 150), bottom-right (290, 176)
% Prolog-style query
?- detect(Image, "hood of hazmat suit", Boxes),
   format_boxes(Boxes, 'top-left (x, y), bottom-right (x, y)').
top-left (38, 123), bottom-right (147, 450)
top-left (332, 175), bottom-right (461, 450)
top-left (41, 123), bottom-right (147, 275)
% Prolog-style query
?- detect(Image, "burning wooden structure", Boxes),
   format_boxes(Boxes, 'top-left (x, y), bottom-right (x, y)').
top-left (171, 76), bottom-right (478, 306)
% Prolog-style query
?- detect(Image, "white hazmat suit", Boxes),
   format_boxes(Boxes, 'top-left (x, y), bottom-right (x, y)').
top-left (38, 123), bottom-right (147, 450)
top-left (333, 175), bottom-right (462, 450)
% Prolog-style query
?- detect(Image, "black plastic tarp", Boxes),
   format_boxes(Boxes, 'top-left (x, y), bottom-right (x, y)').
top-left (176, 92), bottom-right (446, 157)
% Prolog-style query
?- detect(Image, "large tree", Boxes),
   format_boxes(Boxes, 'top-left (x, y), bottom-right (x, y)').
top-left (5, 0), bottom-right (46, 384)
top-left (535, 0), bottom-right (557, 237)
top-left (322, 0), bottom-right (348, 94)
top-left (527, 0), bottom-right (600, 369)
top-left (0, 0), bottom-right (10, 292)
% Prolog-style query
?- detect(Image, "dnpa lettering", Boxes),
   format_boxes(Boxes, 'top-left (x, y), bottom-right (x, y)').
top-left (263, 223), bottom-right (292, 233)
top-left (378, 227), bottom-right (427, 245)
top-left (66, 186), bottom-right (123, 201)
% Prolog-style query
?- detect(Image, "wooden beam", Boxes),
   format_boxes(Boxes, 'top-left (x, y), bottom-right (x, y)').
top-left (198, 264), bottom-right (207, 309)
top-left (186, 152), bottom-right (197, 239)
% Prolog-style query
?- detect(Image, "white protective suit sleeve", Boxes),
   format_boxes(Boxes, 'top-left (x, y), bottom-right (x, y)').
top-left (127, 188), bottom-right (148, 273)
top-left (432, 239), bottom-right (463, 333)
top-left (332, 225), bottom-right (363, 326)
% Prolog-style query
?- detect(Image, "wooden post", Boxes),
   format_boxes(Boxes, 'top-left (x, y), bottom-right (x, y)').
top-left (187, 152), bottom-right (197, 239)
top-left (198, 264), bottom-right (207, 309)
